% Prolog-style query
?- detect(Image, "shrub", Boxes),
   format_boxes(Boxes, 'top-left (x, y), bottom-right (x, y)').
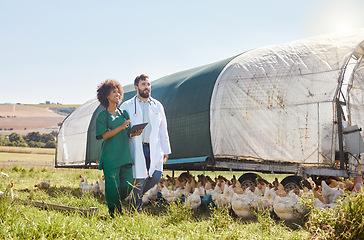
top-left (11, 165), bottom-right (25, 172)
top-left (41, 133), bottom-right (55, 143)
top-left (24, 132), bottom-right (41, 142)
top-left (306, 191), bottom-right (364, 240)
top-left (44, 141), bottom-right (56, 148)
top-left (9, 133), bottom-right (21, 142)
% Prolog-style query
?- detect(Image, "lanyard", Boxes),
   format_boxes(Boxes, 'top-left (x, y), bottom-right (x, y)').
top-left (106, 107), bottom-right (128, 131)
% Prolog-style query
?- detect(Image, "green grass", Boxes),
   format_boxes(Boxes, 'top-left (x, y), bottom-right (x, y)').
top-left (0, 166), bottom-right (311, 240)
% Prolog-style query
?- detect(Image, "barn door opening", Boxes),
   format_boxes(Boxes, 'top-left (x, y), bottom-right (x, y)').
top-left (335, 40), bottom-right (364, 170)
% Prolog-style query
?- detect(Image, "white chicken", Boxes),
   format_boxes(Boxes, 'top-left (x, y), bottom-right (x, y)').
top-left (184, 187), bottom-right (202, 210)
top-left (232, 181), bottom-right (244, 194)
top-left (35, 180), bottom-right (51, 190)
top-left (313, 198), bottom-right (337, 209)
top-left (185, 177), bottom-right (196, 194)
top-left (91, 181), bottom-right (100, 193)
top-left (1, 172), bottom-right (9, 178)
top-left (79, 175), bottom-right (92, 194)
top-left (259, 186), bottom-right (276, 210)
top-left (0, 182), bottom-right (14, 201)
top-left (321, 181), bottom-right (344, 204)
top-left (254, 182), bottom-right (266, 196)
top-left (160, 184), bottom-right (183, 203)
top-left (99, 176), bottom-right (105, 195)
top-left (214, 183), bottom-right (232, 208)
top-left (142, 184), bottom-right (160, 205)
top-left (273, 191), bottom-right (306, 221)
top-left (231, 190), bottom-right (260, 218)
top-left (231, 188), bottom-right (260, 217)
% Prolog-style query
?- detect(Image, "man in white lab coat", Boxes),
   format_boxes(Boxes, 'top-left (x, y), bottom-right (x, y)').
top-left (121, 74), bottom-right (171, 212)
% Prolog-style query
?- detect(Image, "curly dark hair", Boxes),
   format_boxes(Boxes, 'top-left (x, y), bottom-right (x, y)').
top-left (97, 79), bottom-right (123, 109)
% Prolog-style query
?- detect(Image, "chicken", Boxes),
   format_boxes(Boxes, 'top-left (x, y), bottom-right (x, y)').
top-left (142, 184), bottom-right (160, 204)
top-left (160, 184), bottom-right (183, 203)
top-left (184, 187), bottom-right (202, 210)
top-left (351, 174), bottom-right (362, 194)
top-left (214, 182), bottom-right (232, 208)
top-left (99, 176), bottom-right (105, 195)
top-left (306, 177), bottom-right (316, 189)
top-left (34, 180), bottom-right (51, 190)
top-left (205, 181), bottom-right (213, 190)
top-left (313, 198), bottom-right (337, 209)
top-left (232, 181), bottom-right (244, 194)
top-left (79, 175), bottom-right (92, 194)
top-left (0, 182), bottom-right (14, 201)
top-left (254, 182), bottom-right (266, 196)
top-left (206, 179), bottom-right (224, 200)
top-left (344, 179), bottom-right (354, 192)
top-left (275, 183), bottom-right (287, 197)
top-left (91, 181), bottom-right (100, 193)
top-left (273, 191), bottom-right (306, 221)
top-left (321, 181), bottom-right (344, 204)
top-left (328, 179), bottom-right (346, 189)
top-left (185, 177), bottom-right (196, 194)
top-left (1, 172), bottom-right (9, 178)
top-left (231, 190), bottom-right (259, 218)
top-left (312, 185), bottom-right (324, 203)
top-left (259, 186), bottom-right (276, 210)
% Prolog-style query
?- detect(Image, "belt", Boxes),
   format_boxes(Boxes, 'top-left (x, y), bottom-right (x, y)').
top-left (142, 142), bottom-right (149, 146)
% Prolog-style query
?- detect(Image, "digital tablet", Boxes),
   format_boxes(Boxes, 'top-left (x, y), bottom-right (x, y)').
top-left (127, 123), bottom-right (148, 136)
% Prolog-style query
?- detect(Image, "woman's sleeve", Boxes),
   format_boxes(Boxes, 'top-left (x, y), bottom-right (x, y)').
top-left (123, 109), bottom-right (130, 120)
top-left (96, 111), bottom-right (107, 140)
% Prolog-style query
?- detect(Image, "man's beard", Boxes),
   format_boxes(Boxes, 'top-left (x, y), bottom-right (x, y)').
top-left (139, 89), bottom-right (150, 98)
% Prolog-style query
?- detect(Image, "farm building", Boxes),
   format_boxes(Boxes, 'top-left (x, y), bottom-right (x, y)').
top-left (56, 30), bottom-right (364, 178)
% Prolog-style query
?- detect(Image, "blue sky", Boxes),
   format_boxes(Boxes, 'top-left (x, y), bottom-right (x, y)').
top-left (1, 0), bottom-right (364, 104)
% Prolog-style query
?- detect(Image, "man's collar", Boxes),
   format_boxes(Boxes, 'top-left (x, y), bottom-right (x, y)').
top-left (136, 96), bottom-right (151, 103)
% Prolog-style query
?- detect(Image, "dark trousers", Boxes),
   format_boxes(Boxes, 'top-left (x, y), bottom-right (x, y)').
top-left (103, 164), bottom-right (133, 217)
top-left (130, 144), bottom-right (162, 212)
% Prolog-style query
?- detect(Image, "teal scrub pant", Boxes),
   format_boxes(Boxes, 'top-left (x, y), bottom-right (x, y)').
top-left (103, 164), bottom-right (133, 217)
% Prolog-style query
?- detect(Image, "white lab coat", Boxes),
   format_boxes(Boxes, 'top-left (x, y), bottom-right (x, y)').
top-left (121, 96), bottom-right (171, 178)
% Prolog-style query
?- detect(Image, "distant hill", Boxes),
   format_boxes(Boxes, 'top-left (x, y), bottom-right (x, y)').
top-left (0, 104), bottom-right (79, 135)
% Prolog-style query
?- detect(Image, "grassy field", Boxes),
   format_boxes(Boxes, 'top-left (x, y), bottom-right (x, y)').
top-left (3, 147), bottom-right (364, 239)
top-left (0, 165), bottom-right (310, 240)
top-left (0, 147), bottom-right (314, 239)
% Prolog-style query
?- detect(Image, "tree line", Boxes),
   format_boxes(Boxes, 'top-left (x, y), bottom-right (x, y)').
top-left (0, 131), bottom-right (57, 148)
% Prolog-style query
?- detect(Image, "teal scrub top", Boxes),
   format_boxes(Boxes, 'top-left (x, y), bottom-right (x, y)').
top-left (96, 109), bottom-right (133, 170)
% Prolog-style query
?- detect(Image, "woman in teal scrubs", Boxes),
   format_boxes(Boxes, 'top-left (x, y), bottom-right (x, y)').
top-left (96, 79), bottom-right (133, 217)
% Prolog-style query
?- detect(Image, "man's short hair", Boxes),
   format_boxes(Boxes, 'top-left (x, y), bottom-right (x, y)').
top-left (134, 74), bottom-right (149, 86)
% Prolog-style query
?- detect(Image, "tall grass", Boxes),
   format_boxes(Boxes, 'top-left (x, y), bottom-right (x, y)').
top-left (0, 166), bottom-right (311, 239)
top-left (306, 191), bottom-right (364, 240)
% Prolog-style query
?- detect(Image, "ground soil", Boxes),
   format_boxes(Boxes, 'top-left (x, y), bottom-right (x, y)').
top-left (0, 104), bottom-right (66, 134)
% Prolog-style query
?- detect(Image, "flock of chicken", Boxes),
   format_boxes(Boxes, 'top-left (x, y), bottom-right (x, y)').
top-left (2, 169), bottom-right (363, 221)
top-left (79, 175), bottom-right (105, 196)
top-left (140, 172), bottom-right (363, 221)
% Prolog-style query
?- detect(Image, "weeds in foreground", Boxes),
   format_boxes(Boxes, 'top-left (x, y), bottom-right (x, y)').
top-left (0, 167), bottom-right (312, 239)
top-left (306, 191), bottom-right (364, 240)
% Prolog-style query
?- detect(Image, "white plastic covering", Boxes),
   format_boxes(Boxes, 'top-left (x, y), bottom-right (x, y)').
top-left (348, 40), bottom-right (364, 132)
top-left (211, 30), bottom-right (364, 165)
top-left (56, 99), bottom-right (99, 166)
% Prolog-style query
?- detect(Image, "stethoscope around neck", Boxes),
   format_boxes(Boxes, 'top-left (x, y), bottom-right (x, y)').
top-left (133, 95), bottom-right (156, 116)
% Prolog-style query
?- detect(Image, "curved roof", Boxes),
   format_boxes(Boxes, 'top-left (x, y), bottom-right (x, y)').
top-left (56, 29), bottom-right (364, 168)
top-left (123, 56), bottom-right (237, 159)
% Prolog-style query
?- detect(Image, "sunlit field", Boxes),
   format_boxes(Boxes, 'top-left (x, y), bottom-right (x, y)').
top-left (1, 147), bottom-right (364, 239)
